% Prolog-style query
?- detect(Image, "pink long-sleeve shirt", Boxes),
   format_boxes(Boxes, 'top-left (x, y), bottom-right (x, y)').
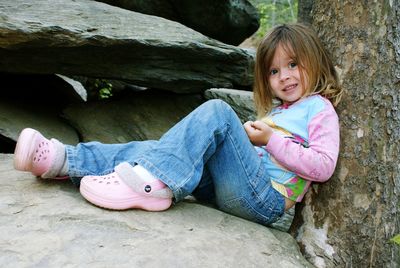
top-left (257, 94), bottom-right (340, 202)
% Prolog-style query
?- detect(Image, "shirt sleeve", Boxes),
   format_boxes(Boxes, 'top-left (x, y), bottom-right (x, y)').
top-left (265, 104), bottom-right (340, 182)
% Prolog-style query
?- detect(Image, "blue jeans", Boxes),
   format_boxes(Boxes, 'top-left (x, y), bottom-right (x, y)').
top-left (65, 100), bottom-right (285, 226)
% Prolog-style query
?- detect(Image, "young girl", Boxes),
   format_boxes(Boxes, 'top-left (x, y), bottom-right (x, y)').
top-left (13, 23), bottom-right (343, 226)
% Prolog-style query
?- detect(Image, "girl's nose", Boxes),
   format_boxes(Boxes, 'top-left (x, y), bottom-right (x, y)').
top-left (279, 69), bottom-right (290, 81)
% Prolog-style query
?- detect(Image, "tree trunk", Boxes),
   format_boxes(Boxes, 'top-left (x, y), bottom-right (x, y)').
top-left (295, 0), bottom-right (400, 267)
top-left (297, 0), bottom-right (313, 25)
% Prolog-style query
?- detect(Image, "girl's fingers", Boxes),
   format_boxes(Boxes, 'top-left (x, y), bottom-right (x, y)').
top-left (243, 121), bottom-right (254, 131)
top-left (251, 120), bottom-right (266, 130)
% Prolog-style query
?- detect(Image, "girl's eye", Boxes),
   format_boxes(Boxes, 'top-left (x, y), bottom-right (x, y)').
top-left (270, 69), bottom-right (278, 75)
top-left (289, 62), bottom-right (297, 68)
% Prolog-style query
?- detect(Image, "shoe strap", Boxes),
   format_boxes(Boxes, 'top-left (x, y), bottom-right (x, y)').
top-left (115, 162), bottom-right (173, 199)
top-left (41, 138), bottom-right (66, 179)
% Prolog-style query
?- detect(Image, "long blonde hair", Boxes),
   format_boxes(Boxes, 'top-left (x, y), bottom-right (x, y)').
top-left (253, 23), bottom-right (343, 117)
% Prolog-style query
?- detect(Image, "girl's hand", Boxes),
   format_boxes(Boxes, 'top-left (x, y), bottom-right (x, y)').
top-left (243, 120), bottom-right (273, 146)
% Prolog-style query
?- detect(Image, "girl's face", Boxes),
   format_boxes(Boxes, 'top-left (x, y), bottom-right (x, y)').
top-left (268, 44), bottom-right (307, 104)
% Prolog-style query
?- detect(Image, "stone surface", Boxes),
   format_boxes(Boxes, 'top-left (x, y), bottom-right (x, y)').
top-left (0, 0), bottom-right (254, 93)
top-left (55, 74), bottom-right (87, 102)
top-left (0, 98), bottom-right (79, 145)
top-left (204, 88), bottom-right (257, 123)
top-left (62, 90), bottom-right (204, 143)
top-left (0, 154), bottom-right (312, 267)
top-left (96, 0), bottom-right (260, 45)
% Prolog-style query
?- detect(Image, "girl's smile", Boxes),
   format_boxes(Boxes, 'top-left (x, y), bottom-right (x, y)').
top-left (282, 83), bottom-right (298, 93)
top-left (268, 44), bottom-right (306, 104)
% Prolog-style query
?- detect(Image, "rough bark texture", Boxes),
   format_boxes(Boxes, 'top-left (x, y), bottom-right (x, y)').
top-left (297, 0), bottom-right (313, 25)
top-left (295, 0), bottom-right (400, 267)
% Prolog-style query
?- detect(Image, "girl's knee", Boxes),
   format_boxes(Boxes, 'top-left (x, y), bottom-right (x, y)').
top-left (207, 99), bottom-right (229, 107)
top-left (203, 99), bottom-right (233, 115)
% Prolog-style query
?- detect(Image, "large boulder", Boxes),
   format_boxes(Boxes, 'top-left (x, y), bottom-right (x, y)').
top-left (96, 0), bottom-right (260, 46)
top-left (0, 0), bottom-right (254, 93)
top-left (0, 154), bottom-right (312, 267)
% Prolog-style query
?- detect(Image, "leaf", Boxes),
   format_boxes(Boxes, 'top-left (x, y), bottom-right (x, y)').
top-left (390, 234), bottom-right (400, 245)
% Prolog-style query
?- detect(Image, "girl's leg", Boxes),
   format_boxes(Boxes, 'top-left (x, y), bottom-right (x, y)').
top-left (65, 140), bottom-right (157, 186)
top-left (191, 150), bottom-right (285, 226)
top-left (132, 99), bottom-right (285, 224)
top-left (12, 127), bottom-right (173, 211)
top-left (13, 128), bottom-right (158, 183)
top-left (204, 130), bottom-right (285, 226)
top-left (66, 99), bottom-right (283, 223)
top-left (133, 99), bottom-right (249, 202)
top-left (191, 166), bottom-right (215, 203)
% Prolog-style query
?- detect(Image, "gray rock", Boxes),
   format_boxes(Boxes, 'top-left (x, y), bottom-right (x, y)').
top-left (0, 98), bottom-right (79, 145)
top-left (270, 206), bottom-right (295, 232)
top-left (96, 0), bottom-right (260, 46)
top-left (0, 0), bottom-right (254, 93)
top-left (62, 91), bottom-right (204, 143)
top-left (0, 154), bottom-right (313, 267)
top-left (55, 74), bottom-right (87, 102)
top-left (204, 88), bottom-right (257, 122)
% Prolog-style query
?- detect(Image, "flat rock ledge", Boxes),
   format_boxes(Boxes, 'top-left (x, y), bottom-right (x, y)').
top-left (0, 154), bottom-right (312, 267)
top-left (0, 0), bottom-right (254, 93)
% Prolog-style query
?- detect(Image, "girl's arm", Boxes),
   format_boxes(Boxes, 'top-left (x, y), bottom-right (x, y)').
top-left (265, 107), bottom-right (340, 182)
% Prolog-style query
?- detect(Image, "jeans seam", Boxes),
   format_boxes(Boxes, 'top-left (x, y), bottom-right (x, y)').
top-left (250, 165), bottom-right (271, 202)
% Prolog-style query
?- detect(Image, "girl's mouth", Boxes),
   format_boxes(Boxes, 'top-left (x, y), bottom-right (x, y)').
top-left (283, 83), bottom-right (297, 92)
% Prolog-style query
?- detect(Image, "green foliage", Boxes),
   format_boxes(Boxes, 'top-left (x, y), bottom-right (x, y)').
top-left (94, 79), bottom-right (113, 99)
top-left (256, 3), bottom-right (270, 38)
top-left (390, 234), bottom-right (400, 245)
top-left (250, 0), bottom-right (298, 41)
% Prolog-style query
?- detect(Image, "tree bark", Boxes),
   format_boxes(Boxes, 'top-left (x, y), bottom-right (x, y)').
top-left (294, 0), bottom-right (400, 267)
top-left (297, 0), bottom-right (313, 25)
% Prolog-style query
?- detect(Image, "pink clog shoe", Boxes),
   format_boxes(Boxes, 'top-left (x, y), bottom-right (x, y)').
top-left (80, 163), bottom-right (173, 211)
top-left (14, 128), bottom-right (55, 176)
top-left (14, 128), bottom-right (66, 179)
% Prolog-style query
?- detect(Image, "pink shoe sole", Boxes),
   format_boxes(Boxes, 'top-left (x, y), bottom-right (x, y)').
top-left (80, 172), bottom-right (172, 211)
top-left (14, 128), bottom-right (54, 176)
